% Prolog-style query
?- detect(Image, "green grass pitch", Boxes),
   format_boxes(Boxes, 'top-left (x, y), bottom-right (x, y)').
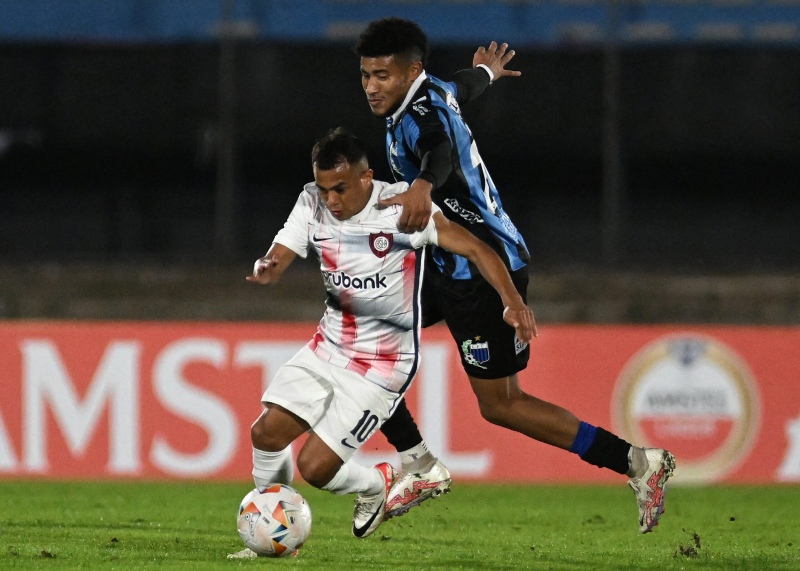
top-left (1, 480), bottom-right (798, 570)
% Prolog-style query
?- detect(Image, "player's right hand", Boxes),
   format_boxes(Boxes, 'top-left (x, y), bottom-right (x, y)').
top-left (502, 302), bottom-right (538, 342)
top-left (378, 179), bottom-right (433, 233)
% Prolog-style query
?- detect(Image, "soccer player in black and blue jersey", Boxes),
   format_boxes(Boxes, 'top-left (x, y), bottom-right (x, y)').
top-left (353, 17), bottom-right (675, 536)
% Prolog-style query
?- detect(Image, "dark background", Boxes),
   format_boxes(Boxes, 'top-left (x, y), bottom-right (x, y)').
top-left (2, 42), bottom-right (798, 272)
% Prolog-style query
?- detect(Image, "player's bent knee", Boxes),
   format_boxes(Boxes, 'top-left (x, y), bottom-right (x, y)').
top-left (296, 455), bottom-right (338, 489)
top-left (250, 417), bottom-right (287, 452)
top-left (475, 394), bottom-right (518, 428)
top-left (249, 419), bottom-right (269, 449)
top-left (478, 403), bottom-right (510, 427)
top-left (297, 465), bottom-right (327, 489)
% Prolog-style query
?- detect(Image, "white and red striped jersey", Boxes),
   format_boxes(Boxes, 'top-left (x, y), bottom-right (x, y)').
top-left (273, 180), bottom-right (440, 394)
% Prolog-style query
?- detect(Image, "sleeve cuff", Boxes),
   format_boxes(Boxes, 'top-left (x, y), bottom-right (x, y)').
top-left (476, 63), bottom-right (494, 84)
top-left (418, 171), bottom-right (438, 188)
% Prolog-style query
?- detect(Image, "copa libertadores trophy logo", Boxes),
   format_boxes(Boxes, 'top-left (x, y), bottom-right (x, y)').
top-left (613, 335), bottom-right (760, 483)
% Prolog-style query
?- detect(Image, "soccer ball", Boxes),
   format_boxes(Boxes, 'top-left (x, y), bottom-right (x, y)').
top-left (236, 484), bottom-right (312, 557)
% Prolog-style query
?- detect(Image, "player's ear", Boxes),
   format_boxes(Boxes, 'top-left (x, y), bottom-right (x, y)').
top-left (409, 60), bottom-right (423, 79)
top-left (361, 168), bottom-right (374, 188)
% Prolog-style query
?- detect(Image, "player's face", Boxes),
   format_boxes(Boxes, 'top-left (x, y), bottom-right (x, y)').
top-left (360, 55), bottom-right (422, 118)
top-left (314, 160), bottom-right (374, 221)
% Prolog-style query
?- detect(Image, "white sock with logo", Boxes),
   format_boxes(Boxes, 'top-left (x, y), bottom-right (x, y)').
top-left (252, 446), bottom-right (294, 491)
top-left (322, 461), bottom-right (383, 496)
top-left (399, 441), bottom-right (436, 473)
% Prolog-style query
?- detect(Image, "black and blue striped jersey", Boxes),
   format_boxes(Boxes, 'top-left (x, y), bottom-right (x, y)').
top-left (385, 69), bottom-right (530, 280)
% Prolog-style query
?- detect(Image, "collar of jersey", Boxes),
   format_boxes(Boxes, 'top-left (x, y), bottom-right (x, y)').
top-left (389, 71), bottom-right (428, 125)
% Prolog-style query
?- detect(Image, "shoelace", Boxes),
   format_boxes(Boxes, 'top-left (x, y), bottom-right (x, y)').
top-left (354, 493), bottom-right (380, 518)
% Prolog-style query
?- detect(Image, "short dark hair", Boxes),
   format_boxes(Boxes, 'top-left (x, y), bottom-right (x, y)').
top-left (311, 128), bottom-right (369, 171)
top-left (353, 17), bottom-right (428, 66)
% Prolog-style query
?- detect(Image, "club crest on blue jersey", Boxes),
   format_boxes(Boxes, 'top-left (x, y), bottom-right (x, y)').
top-left (369, 232), bottom-right (393, 258)
top-left (445, 91), bottom-right (461, 115)
top-left (461, 337), bottom-right (489, 369)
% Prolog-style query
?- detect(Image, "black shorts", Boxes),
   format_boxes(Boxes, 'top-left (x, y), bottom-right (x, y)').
top-left (421, 259), bottom-right (530, 380)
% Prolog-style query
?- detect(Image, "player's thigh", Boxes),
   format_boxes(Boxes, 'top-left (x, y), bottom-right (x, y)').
top-left (438, 268), bottom-right (531, 380)
top-left (261, 345), bottom-right (333, 430)
top-left (467, 372), bottom-right (523, 407)
top-left (313, 368), bottom-right (401, 462)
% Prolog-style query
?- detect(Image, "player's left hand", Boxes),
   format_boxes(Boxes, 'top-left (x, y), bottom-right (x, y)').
top-left (503, 302), bottom-right (538, 342)
top-left (378, 178), bottom-right (433, 233)
top-left (473, 41), bottom-right (521, 81)
top-left (246, 254), bottom-right (281, 285)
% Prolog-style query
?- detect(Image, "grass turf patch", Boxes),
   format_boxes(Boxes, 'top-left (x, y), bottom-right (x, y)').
top-left (0, 480), bottom-right (798, 570)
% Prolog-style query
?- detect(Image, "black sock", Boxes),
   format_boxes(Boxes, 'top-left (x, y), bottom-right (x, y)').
top-left (380, 399), bottom-right (423, 451)
top-left (580, 426), bottom-right (632, 475)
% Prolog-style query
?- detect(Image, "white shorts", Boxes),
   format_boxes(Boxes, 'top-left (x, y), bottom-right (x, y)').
top-left (262, 345), bottom-right (403, 462)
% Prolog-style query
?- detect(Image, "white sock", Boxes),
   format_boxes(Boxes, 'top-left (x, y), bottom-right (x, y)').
top-left (322, 461), bottom-right (383, 496)
top-left (252, 446), bottom-right (293, 491)
top-left (398, 441), bottom-right (436, 473)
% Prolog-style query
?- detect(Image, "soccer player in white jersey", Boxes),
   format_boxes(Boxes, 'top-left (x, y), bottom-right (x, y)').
top-left (228, 128), bottom-right (535, 558)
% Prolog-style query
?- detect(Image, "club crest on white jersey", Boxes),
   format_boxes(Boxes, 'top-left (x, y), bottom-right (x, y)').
top-left (370, 232), bottom-right (393, 258)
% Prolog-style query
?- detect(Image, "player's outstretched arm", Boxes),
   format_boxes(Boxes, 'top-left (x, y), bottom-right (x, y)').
top-left (473, 40), bottom-right (521, 81)
top-left (379, 133), bottom-right (453, 233)
top-left (433, 212), bottom-right (537, 341)
top-left (246, 243), bottom-right (298, 285)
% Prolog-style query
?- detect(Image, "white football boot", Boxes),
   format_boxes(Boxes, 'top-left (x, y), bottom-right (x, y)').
top-left (352, 462), bottom-right (397, 538)
top-left (385, 459), bottom-right (451, 519)
top-left (627, 448), bottom-right (676, 533)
